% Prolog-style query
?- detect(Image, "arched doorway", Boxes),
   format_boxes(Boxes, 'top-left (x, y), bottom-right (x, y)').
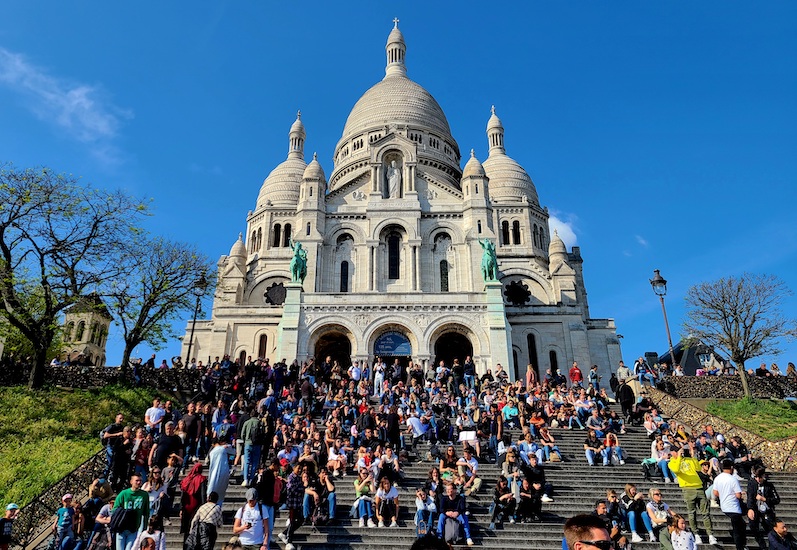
top-left (373, 330), bottom-right (413, 371)
top-left (314, 331), bottom-right (352, 368)
top-left (434, 332), bottom-right (473, 368)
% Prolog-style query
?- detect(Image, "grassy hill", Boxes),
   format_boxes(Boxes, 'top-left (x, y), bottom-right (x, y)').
top-left (0, 385), bottom-right (172, 506)
top-left (705, 397), bottom-right (797, 440)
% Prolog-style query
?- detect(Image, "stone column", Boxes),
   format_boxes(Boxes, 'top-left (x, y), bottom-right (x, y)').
top-left (275, 283), bottom-right (303, 363)
top-left (484, 281), bottom-right (514, 381)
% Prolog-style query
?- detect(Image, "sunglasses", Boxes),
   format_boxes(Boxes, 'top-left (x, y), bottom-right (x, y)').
top-left (580, 541), bottom-right (614, 550)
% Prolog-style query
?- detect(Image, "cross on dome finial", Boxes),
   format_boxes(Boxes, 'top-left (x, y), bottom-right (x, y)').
top-left (554, 229), bottom-right (559, 236)
top-left (313, 152), bottom-right (318, 161)
top-left (393, 17), bottom-right (399, 28)
top-left (470, 149), bottom-right (475, 158)
top-left (491, 105), bottom-right (496, 115)
top-left (238, 232), bottom-right (243, 240)
top-left (296, 110), bottom-right (301, 120)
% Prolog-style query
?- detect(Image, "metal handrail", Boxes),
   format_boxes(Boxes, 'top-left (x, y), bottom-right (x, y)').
top-left (11, 450), bottom-right (106, 549)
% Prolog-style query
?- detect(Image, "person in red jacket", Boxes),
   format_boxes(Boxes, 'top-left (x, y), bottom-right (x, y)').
top-left (569, 362), bottom-right (584, 388)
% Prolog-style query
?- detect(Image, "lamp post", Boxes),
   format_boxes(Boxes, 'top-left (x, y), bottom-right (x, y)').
top-left (185, 272), bottom-right (208, 367)
top-left (650, 269), bottom-right (676, 372)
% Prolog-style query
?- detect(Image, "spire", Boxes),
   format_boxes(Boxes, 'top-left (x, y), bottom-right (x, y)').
top-left (385, 18), bottom-right (407, 78)
top-left (486, 105), bottom-right (505, 155)
top-left (288, 110), bottom-right (306, 160)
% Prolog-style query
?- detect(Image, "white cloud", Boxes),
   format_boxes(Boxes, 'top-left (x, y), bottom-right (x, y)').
top-left (0, 47), bottom-right (131, 161)
top-left (635, 235), bottom-right (649, 247)
top-left (548, 212), bottom-right (578, 248)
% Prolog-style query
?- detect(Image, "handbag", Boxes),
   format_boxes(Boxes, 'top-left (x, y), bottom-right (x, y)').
top-left (108, 507), bottom-right (137, 534)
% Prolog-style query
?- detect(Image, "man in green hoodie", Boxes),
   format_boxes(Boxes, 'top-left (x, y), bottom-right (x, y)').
top-left (670, 441), bottom-right (717, 545)
top-left (113, 474), bottom-right (149, 550)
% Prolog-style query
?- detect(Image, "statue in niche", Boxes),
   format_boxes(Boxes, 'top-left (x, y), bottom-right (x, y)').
top-left (479, 238), bottom-right (499, 282)
top-left (289, 238), bottom-right (307, 284)
top-left (386, 159), bottom-right (402, 198)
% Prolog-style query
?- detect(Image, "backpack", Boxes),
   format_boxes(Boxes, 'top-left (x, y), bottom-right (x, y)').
top-left (311, 500), bottom-right (329, 526)
top-left (252, 419), bottom-right (267, 445)
top-left (642, 460), bottom-right (662, 481)
top-left (108, 507), bottom-right (137, 535)
top-left (444, 516), bottom-right (461, 544)
top-left (429, 444), bottom-right (442, 460)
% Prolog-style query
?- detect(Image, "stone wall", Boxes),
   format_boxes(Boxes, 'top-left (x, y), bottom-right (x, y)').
top-left (0, 364), bottom-right (203, 392)
top-left (649, 387), bottom-right (797, 472)
top-left (660, 375), bottom-right (797, 399)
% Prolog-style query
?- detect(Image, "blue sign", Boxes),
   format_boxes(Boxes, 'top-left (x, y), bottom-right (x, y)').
top-left (374, 331), bottom-right (412, 356)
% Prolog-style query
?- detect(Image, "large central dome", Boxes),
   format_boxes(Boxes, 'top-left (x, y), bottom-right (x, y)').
top-left (340, 75), bottom-right (453, 142)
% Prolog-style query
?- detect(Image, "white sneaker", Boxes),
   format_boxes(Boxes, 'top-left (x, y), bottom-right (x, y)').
top-left (378, 520), bottom-right (385, 528)
top-left (710, 500), bottom-right (720, 508)
top-left (278, 533), bottom-right (288, 544)
top-left (620, 460), bottom-right (626, 465)
top-left (664, 478), bottom-right (672, 483)
top-left (241, 481), bottom-right (249, 487)
top-left (631, 533), bottom-right (644, 543)
top-left (509, 517), bottom-right (515, 524)
top-left (358, 518), bottom-right (365, 528)
top-left (367, 518), bottom-right (376, 528)
top-left (333, 470), bottom-right (340, 477)
top-left (695, 534), bottom-right (703, 545)
top-left (649, 533), bottom-right (657, 542)
top-left (286, 545), bottom-right (295, 550)
top-left (390, 520), bottom-right (398, 527)
top-left (541, 495), bottom-right (554, 503)
top-left (709, 535), bottom-right (719, 545)
top-left (467, 538), bottom-right (475, 546)
top-left (284, 518), bottom-right (290, 527)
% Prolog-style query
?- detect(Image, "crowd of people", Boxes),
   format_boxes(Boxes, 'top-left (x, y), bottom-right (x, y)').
top-left (6, 353), bottom-right (797, 550)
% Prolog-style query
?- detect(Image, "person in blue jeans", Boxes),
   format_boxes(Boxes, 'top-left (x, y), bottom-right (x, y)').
top-left (303, 469), bottom-right (337, 523)
top-left (621, 483), bottom-right (656, 543)
top-left (414, 487), bottom-right (437, 534)
top-left (353, 469), bottom-right (376, 528)
top-left (53, 494), bottom-right (75, 550)
top-left (437, 483), bottom-right (474, 546)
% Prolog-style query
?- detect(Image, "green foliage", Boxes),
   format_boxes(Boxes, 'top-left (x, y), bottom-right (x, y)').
top-left (0, 385), bottom-right (172, 505)
top-left (706, 397), bottom-right (797, 440)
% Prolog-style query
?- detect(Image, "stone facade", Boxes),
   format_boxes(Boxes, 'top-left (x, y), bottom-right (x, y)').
top-left (182, 22), bottom-right (622, 381)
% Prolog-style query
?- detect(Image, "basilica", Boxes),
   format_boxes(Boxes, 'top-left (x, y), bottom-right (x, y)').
top-left (182, 22), bottom-right (622, 382)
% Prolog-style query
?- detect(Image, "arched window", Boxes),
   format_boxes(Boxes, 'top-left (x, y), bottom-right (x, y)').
top-left (309, 187), bottom-right (313, 197)
top-left (533, 225), bottom-right (539, 247)
top-left (76, 321), bottom-right (86, 341)
top-left (501, 221), bottom-right (510, 245)
top-left (272, 224), bottom-right (282, 248)
top-left (340, 261), bottom-right (349, 292)
top-left (283, 224), bottom-right (292, 247)
top-left (90, 322), bottom-right (99, 344)
top-left (512, 221), bottom-right (521, 245)
top-left (527, 334), bottom-right (539, 379)
top-left (549, 350), bottom-right (559, 376)
top-left (440, 260), bottom-right (449, 292)
top-left (477, 220), bottom-right (482, 234)
top-left (306, 222), bottom-right (311, 236)
top-left (257, 228), bottom-right (262, 251)
top-left (539, 227), bottom-right (546, 249)
top-left (258, 334), bottom-right (268, 360)
top-left (239, 350), bottom-right (247, 367)
top-left (250, 231), bottom-right (257, 253)
top-left (387, 232), bottom-right (401, 279)
top-left (475, 183), bottom-right (479, 194)
top-left (65, 322), bottom-right (75, 342)
top-left (99, 327), bottom-right (107, 347)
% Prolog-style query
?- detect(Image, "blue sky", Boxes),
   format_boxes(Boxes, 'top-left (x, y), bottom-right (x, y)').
top-left (1, 2), bottom-right (795, 370)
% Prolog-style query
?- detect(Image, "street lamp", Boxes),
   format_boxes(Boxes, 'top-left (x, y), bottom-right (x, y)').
top-left (650, 269), bottom-right (676, 373)
top-left (185, 272), bottom-right (208, 367)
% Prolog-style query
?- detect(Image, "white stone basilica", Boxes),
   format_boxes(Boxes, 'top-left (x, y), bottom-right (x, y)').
top-left (182, 22), bottom-right (623, 382)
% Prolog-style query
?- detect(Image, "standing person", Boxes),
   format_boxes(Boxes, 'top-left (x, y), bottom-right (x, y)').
top-left (52, 494), bottom-right (75, 550)
top-left (253, 461), bottom-right (279, 546)
top-left (234, 488), bottom-right (270, 550)
top-left (464, 357), bottom-right (477, 391)
top-left (569, 362), bottom-right (583, 388)
top-left (713, 459), bottom-right (747, 550)
top-left (278, 465), bottom-right (304, 550)
top-left (240, 409), bottom-right (265, 487)
top-left (191, 492), bottom-right (222, 550)
top-left (182, 403), bottom-right (202, 468)
top-left (101, 414), bottom-right (126, 478)
top-left (669, 443), bottom-right (717, 545)
top-left (747, 466), bottom-right (781, 550)
top-left (206, 435), bottom-right (236, 507)
top-left (1, 503), bottom-right (20, 550)
top-left (588, 365), bottom-right (601, 392)
top-left (110, 427), bottom-right (134, 492)
top-left (144, 399), bottom-right (165, 437)
top-left (179, 464), bottom-right (206, 541)
top-left (113, 475), bottom-right (149, 550)
top-left (148, 422), bottom-right (183, 471)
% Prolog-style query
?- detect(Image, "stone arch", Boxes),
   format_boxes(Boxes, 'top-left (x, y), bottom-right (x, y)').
top-left (372, 218), bottom-right (417, 241)
top-left (499, 269), bottom-right (554, 304)
top-left (426, 320), bottom-right (485, 361)
top-left (308, 323), bottom-right (355, 367)
top-left (424, 221), bottom-right (465, 245)
top-left (247, 271), bottom-right (291, 304)
top-left (364, 321), bottom-right (420, 359)
top-left (325, 222), bottom-right (367, 245)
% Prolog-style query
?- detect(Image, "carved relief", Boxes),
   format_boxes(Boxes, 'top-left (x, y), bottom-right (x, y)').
top-left (352, 190), bottom-right (367, 201)
top-left (416, 314), bottom-right (429, 327)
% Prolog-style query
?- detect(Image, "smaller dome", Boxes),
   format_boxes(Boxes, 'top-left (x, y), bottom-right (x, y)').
top-left (548, 230), bottom-right (567, 257)
top-left (387, 23), bottom-right (404, 46)
top-left (290, 111), bottom-right (306, 138)
top-left (230, 233), bottom-right (246, 258)
top-left (462, 149), bottom-right (485, 178)
top-left (303, 152), bottom-right (326, 181)
top-left (486, 105), bottom-right (503, 132)
top-left (257, 157), bottom-right (306, 207)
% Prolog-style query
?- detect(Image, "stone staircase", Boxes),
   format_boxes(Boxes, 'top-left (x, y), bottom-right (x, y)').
top-left (160, 423), bottom-right (797, 550)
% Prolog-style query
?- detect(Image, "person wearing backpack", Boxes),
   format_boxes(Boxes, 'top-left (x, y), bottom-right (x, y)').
top-left (234, 489), bottom-right (270, 550)
top-left (253, 461), bottom-right (280, 548)
top-left (240, 408), bottom-right (265, 487)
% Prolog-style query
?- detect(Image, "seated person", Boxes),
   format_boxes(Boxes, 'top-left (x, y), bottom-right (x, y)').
top-left (584, 429), bottom-right (607, 467)
top-left (374, 476), bottom-right (399, 528)
top-left (437, 482), bottom-right (474, 546)
top-left (516, 478), bottom-right (543, 523)
top-left (414, 487), bottom-right (436, 533)
top-left (593, 499), bottom-right (629, 550)
top-left (302, 469), bottom-right (336, 524)
top-left (520, 454), bottom-right (554, 502)
top-left (456, 446), bottom-right (482, 496)
top-left (488, 476), bottom-right (517, 530)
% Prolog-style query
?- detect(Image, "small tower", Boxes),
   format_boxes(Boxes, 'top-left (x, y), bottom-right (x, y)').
top-left (486, 105), bottom-right (505, 155)
top-left (62, 294), bottom-right (112, 366)
top-left (385, 18), bottom-right (407, 78)
top-left (288, 111), bottom-right (306, 160)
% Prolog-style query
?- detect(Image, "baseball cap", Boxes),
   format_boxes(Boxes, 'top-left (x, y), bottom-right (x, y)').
top-left (6, 503), bottom-right (19, 511)
top-left (245, 488), bottom-right (259, 501)
top-left (62, 494), bottom-right (73, 501)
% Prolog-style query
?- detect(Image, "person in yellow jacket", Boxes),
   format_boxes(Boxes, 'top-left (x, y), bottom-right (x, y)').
top-left (670, 442), bottom-right (718, 545)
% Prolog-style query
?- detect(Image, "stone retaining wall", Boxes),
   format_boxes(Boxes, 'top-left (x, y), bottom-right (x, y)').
top-left (0, 365), bottom-right (203, 392)
top-left (660, 374), bottom-right (797, 399)
top-left (649, 387), bottom-right (797, 472)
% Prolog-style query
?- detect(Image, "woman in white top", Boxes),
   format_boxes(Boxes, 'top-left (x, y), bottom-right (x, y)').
top-left (374, 476), bottom-right (400, 528)
top-left (131, 515), bottom-right (166, 550)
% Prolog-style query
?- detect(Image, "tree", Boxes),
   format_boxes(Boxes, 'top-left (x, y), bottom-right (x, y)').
top-left (684, 273), bottom-right (797, 397)
top-left (108, 236), bottom-right (215, 372)
top-left (0, 165), bottom-right (146, 388)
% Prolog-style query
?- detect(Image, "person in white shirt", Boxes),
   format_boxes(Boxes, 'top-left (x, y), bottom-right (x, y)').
top-left (348, 362), bottom-right (362, 382)
top-left (456, 447), bottom-right (482, 496)
top-left (713, 459), bottom-right (746, 550)
top-left (234, 488), bottom-right (270, 550)
top-left (414, 487), bottom-right (436, 529)
top-left (144, 399), bottom-right (165, 436)
top-left (374, 477), bottom-right (399, 528)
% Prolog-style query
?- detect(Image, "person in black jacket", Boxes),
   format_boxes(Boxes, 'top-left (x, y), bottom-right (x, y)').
top-left (768, 520), bottom-right (797, 550)
top-left (747, 467), bottom-right (780, 550)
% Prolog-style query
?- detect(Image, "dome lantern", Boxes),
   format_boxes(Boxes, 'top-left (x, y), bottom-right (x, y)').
top-left (288, 110), bottom-right (306, 160)
top-left (385, 18), bottom-right (407, 78)
top-left (486, 105), bottom-right (505, 155)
